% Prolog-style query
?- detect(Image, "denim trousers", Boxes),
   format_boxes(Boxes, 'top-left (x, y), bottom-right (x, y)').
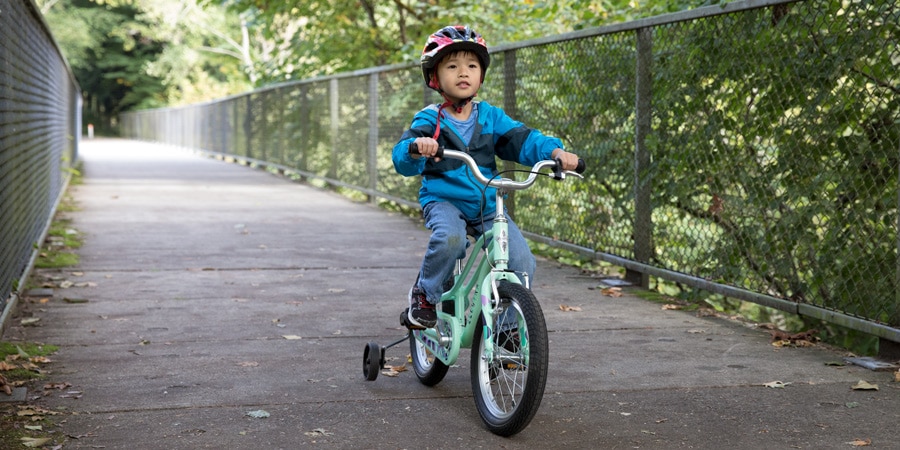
top-left (416, 201), bottom-right (536, 304)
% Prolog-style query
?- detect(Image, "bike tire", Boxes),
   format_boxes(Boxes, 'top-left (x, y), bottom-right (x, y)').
top-left (409, 332), bottom-right (450, 386)
top-left (470, 281), bottom-right (548, 437)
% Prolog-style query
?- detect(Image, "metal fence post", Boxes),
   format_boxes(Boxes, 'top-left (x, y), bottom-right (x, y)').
top-left (503, 50), bottom-right (519, 220)
top-left (330, 78), bottom-right (339, 180)
top-left (368, 73), bottom-right (380, 203)
top-left (630, 27), bottom-right (653, 289)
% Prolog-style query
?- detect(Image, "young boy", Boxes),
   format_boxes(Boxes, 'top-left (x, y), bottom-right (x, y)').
top-left (392, 25), bottom-right (580, 328)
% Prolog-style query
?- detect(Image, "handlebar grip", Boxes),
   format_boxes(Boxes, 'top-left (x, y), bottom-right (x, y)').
top-left (408, 142), bottom-right (444, 159)
top-left (575, 159), bottom-right (586, 174)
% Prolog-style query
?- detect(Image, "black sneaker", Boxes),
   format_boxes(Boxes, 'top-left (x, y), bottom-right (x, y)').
top-left (408, 286), bottom-right (437, 328)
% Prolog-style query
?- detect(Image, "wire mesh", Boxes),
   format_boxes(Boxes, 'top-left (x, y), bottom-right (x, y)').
top-left (120, 0), bottom-right (900, 339)
top-left (0, 0), bottom-right (81, 313)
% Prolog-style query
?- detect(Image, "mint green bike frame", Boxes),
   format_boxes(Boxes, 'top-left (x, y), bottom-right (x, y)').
top-left (410, 149), bottom-right (577, 367)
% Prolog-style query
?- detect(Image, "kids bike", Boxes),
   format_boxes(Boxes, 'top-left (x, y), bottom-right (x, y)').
top-left (362, 145), bottom-right (585, 436)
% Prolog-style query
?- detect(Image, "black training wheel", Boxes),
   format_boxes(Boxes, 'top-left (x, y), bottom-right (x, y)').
top-left (363, 341), bottom-right (382, 381)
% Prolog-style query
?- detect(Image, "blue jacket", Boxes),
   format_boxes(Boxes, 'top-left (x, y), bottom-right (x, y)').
top-left (392, 101), bottom-right (563, 221)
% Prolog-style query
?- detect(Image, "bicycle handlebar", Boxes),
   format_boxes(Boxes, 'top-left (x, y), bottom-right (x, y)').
top-left (408, 142), bottom-right (585, 190)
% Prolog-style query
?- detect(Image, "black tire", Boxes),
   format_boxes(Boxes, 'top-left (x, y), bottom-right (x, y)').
top-left (470, 281), bottom-right (548, 436)
top-left (363, 341), bottom-right (381, 381)
top-left (409, 332), bottom-right (450, 386)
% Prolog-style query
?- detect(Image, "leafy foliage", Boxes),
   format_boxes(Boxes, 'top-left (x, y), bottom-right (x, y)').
top-left (38, 0), bottom-right (713, 129)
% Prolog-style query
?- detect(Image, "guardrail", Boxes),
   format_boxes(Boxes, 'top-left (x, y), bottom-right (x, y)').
top-left (0, 0), bottom-right (82, 328)
top-left (121, 0), bottom-right (900, 346)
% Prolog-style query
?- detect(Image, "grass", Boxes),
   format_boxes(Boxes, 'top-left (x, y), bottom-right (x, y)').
top-left (0, 342), bottom-right (61, 449)
top-left (0, 164), bottom-right (80, 449)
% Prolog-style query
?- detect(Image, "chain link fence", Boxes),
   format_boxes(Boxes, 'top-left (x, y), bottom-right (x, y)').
top-left (0, 0), bottom-right (81, 322)
top-left (121, 0), bottom-right (900, 343)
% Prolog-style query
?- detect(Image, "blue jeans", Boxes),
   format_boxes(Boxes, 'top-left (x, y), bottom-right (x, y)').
top-left (416, 201), bottom-right (536, 304)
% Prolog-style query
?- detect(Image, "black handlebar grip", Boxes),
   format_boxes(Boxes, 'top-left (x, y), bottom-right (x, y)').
top-left (408, 142), bottom-right (443, 159)
top-left (575, 159), bottom-right (586, 174)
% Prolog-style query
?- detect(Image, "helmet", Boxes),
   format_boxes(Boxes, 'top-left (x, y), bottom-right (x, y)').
top-left (421, 25), bottom-right (490, 91)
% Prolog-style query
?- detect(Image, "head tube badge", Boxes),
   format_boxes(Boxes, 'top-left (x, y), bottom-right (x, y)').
top-left (498, 228), bottom-right (508, 254)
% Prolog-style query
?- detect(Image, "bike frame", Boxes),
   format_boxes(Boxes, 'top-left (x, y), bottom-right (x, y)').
top-left (410, 149), bottom-right (577, 367)
top-left (411, 191), bottom-right (521, 367)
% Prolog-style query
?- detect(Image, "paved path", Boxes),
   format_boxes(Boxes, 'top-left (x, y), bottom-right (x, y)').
top-left (4, 139), bottom-right (898, 449)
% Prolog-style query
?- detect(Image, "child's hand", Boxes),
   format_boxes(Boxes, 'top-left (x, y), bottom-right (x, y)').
top-left (412, 137), bottom-right (441, 162)
top-left (551, 149), bottom-right (580, 171)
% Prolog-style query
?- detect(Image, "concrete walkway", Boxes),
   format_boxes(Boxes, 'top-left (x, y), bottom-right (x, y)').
top-left (4, 138), bottom-right (898, 449)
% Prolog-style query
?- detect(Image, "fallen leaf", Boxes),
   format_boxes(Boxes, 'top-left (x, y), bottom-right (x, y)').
top-left (58, 280), bottom-right (74, 289)
top-left (20, 437), bottom-right (51, 448)
top-left (661, 304), bottom-right (682, 310)
top-left (0, 361), bottom-right (16, 371)
top-left (847, 438), bottom-right (872, 447)
top-left (382, 364), bottom-right (408, 377)
top-left (304, 428), bottom-right (333, 437)
top-left (29, 356), bottom-right (51, 364)
top-left (894, 370), bottom-right (899, 383)
top-left (282, 335), bottom-right (302, 340)
top-left (763, 381), bottom-right (790, 389)
top-left (21, 317), bottom-right (41, 326)
top-left (246, 410), bottom-right (270, 418)
top-left (237, 361), bottom-right (259, 367)
top-left (600, 287), bottom-right (623, 297)
top-left (851, 380), bottom-right (878, 391)
top-left (559, 304), bottom-right (582, 312)
top-left (0, 373), bottom-right (11, 395)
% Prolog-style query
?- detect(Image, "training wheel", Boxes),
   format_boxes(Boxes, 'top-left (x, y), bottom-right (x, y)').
top-left (363, 341), bottom-right (383, 381)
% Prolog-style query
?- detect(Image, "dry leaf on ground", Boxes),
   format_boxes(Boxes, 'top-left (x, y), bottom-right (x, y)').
top-left (559, 304), bottom-right (582, 312)
top-left (600, 287), bottom-right (623, 297)
top-left (851, 380), bottom-right (879, 391)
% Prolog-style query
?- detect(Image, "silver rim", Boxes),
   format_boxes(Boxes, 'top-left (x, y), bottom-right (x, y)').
top-left (475, 301), bottom-right (527, 418)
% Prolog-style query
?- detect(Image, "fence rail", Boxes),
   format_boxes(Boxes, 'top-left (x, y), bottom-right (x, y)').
top-left (0, 0), bottom-right (81, 326)
top-left (121, 0), bottom-right (900, 345)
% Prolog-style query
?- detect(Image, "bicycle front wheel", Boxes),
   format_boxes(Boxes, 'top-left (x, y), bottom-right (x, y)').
top-left (470, 281), bottom-right (548, 436)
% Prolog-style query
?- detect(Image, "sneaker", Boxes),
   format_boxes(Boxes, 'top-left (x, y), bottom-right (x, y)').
top-left (408, 286), bottom-right (437, 328)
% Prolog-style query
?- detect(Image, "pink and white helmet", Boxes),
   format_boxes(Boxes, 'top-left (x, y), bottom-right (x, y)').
top-left (421, 25), bottom-right (490, 91)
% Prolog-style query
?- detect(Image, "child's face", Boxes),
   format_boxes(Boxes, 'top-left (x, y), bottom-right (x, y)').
top-left (435, 51), bottom-right (483, 102)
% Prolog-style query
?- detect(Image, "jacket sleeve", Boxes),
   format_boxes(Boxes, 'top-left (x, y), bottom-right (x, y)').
top-left (392, 111), bottom-right (436, 177)
top-left (484, 103), bottom-right (563, 167)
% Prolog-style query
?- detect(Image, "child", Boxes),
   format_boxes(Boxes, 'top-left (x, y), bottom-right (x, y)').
top-left (392, 25), bottom-right (580, 328)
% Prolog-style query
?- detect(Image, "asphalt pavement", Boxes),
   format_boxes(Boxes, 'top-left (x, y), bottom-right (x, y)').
top-left (3, 138), bottom-right (898, 449)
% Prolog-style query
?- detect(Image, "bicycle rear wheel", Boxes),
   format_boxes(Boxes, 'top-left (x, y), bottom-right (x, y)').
top-left (470, 281), bottom-right (548, 436)
top-left (410, 332), bottom-right (450, 386)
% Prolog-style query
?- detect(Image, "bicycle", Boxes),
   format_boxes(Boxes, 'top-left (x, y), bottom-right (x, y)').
top-left (362, 145), bottom-right (585, 436)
